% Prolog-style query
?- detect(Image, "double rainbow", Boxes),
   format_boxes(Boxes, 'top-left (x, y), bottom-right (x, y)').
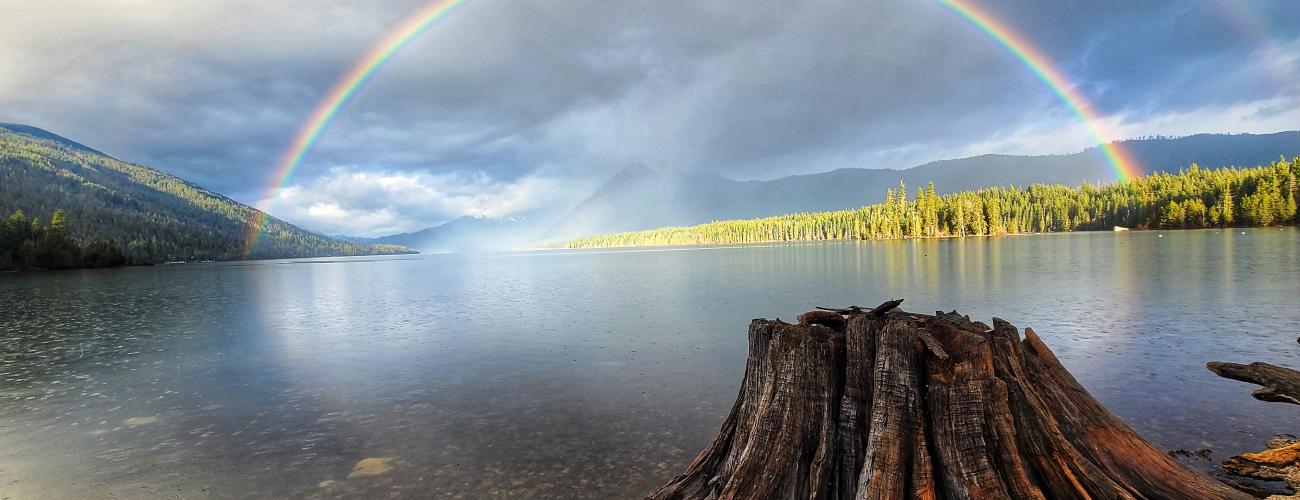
top-left (244, 0), bottom-right (1142, 256)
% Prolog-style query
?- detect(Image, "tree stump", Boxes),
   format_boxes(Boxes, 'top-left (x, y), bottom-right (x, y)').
top-left (651, 304), bottom-right (1248, 499)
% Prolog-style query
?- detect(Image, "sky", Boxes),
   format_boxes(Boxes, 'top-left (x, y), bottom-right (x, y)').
top-left (1, 0), bottom-right (1298, 237)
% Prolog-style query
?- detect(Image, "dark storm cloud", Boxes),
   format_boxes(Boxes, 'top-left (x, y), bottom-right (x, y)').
top-left (1, 0), bottom-right (1297, 233)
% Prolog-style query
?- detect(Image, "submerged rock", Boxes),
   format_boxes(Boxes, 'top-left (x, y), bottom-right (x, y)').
top-left (1169, 448), bottom-right (1214, 461)
top-left (1269, 435), bottom-right (1300, 450)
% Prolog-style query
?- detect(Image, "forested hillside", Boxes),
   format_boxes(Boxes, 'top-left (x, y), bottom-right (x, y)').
top-left (557, 158), bottom-right (1299, 248)
top-left (0, 123), bottom-right (412, 266)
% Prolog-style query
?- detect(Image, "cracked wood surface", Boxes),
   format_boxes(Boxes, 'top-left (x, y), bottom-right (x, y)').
top-left (650, 306), bottom-right (1248, 500)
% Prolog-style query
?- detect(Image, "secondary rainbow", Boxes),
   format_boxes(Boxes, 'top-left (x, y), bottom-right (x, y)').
top-left (938, 0), bottom-right (1142, 183)
top-left (244, 0), bottom-right (469, 256)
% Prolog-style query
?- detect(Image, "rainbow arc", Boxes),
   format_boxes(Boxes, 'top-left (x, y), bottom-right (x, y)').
top-left (245, 0), bottom-right (1144, 256)
top-left (244, 0), bottom-right (468, 255)
top-left (937, 0), bottom-right (1141, 183)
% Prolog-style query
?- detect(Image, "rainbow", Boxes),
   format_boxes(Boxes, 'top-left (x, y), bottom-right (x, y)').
top-left (244, 0), bottom-right (469, 256)
top-left (938, 0), bottom-right (1142, 182)
top-left (246, 0), bottom-right (1143, 256)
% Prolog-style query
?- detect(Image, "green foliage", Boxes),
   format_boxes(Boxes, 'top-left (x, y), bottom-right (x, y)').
top-left (0, 126), bottom-right (413, 267)
top-left (558, 158), bottom-right (1300, 249)
top-left (0, 208), bottom-right (119, 270)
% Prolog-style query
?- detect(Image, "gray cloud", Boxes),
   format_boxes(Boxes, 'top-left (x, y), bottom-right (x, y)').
top-left (2, 0), bottom-right (1297, 233)
top-left (267, 167), bottom-right (571, 236)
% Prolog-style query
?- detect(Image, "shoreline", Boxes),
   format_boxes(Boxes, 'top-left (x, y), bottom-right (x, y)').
top-left (545, 224), bottom-right (1297, 251)
top-left (0, 249), bottom-right (422, 274)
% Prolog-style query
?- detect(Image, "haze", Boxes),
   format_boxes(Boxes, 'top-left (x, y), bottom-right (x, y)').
top-left (2, 0), bottom-right (1298, 236)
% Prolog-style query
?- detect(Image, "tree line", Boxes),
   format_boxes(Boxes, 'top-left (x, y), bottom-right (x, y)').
top-left (1, 209), bottom-right (127, 271)
top-left (557, 158), bottom-right (1299, 248)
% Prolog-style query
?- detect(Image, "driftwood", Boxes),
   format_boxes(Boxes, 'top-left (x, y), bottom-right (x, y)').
top-left (1221, 436), bottom-right (1300, 499)
top-left (651, 305), bottom-right (1247, 499)
top-left (1208, 362), bottom-right (1300, 497)
top-left (1208, 361), bottom-right (1300, 405)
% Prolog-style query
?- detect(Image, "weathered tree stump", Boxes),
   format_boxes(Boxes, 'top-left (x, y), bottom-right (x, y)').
top-left (651, 303), bottom-right (1248, 499)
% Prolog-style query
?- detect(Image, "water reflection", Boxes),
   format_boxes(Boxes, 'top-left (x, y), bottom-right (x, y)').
top-left (1, 228), bottom-right (1298, 498)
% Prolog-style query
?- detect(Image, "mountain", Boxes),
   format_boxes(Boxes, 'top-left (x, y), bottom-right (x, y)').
top-left (541, 164), bottom-right (769, 241)
top-left (361, 215), bottom-right (540, 253)
top-left (1120, 132), bottom-right (1300, 174)
top-left (546, 132), bottom-right (1300, 240)
top-left (0, 123), bottom-right (412, 263)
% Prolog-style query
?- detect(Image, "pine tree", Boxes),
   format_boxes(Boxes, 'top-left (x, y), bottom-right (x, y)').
top-left (49, 209), bottom-right (67, 235)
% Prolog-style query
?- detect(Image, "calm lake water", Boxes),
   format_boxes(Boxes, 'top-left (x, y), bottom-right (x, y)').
top-left (2, 228), bottom-right (1298, 498)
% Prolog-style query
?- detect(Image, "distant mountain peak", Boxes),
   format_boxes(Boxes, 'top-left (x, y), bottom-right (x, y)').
top-left (362, 213), bottom-right (543, 252)
top-left (605, 162), bottom-right (665, 184)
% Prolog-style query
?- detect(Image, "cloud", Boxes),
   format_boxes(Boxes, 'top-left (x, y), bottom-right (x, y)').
top-left (1, 0), bottom-right (1298, 231)
top-left (949, 95), bottom-right (1300, 160)
top-left (264, 168), bottom-right (568, 236)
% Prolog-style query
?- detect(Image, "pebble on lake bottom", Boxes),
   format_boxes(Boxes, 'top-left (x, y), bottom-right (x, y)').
top-left (348, 457), bottom-right (395, 478)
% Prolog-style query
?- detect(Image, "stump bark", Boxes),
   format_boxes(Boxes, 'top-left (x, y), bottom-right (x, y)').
top-left (651, 305), bottom-right (1248, 499)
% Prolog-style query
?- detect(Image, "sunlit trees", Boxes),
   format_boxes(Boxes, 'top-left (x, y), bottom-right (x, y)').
top-left (0, 208), bottom-right (106, 270)
top-left (559, 158), bottom-right (1300, 249)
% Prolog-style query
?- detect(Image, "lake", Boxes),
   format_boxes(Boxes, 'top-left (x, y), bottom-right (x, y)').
top-left (2, 228), bottom-right (1298, 498)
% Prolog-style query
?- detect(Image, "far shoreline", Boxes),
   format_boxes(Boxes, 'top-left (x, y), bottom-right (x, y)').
top-left (0, 248), bottom-right (422, 275)
top-left (539, 224), bottom-right (1297, 252)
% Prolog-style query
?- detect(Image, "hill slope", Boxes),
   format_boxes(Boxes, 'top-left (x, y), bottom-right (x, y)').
top-left (354, 215), bottom-right (539, 253)
top-left (542, 164), bottom-right (768, 240)
top-left (546, 132), bottom-right (1300, 240)
top-left (0, 123), bottom-right (412, 262)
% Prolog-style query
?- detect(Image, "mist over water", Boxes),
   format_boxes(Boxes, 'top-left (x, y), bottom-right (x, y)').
top-left (2, 228), bottom-right (1298, 498)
